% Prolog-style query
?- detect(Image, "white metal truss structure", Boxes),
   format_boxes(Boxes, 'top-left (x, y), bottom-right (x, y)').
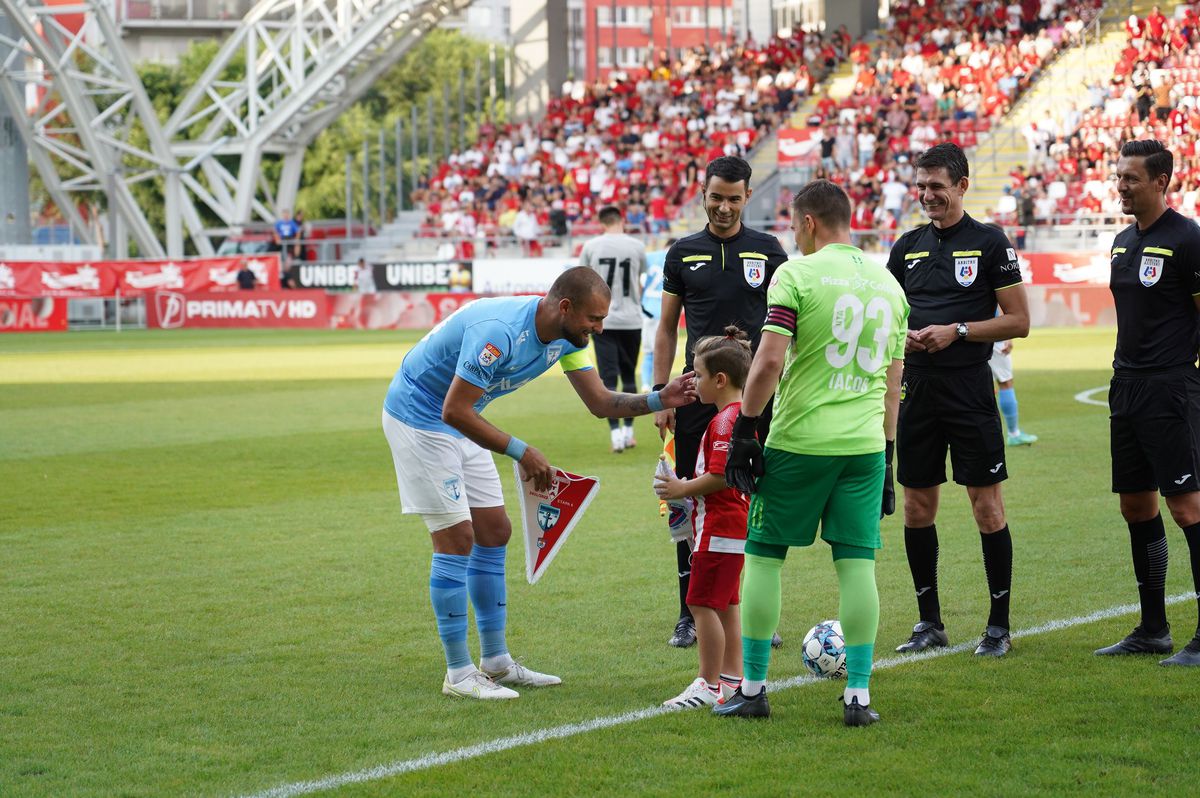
top-left (0, 0), bottom-right (469, 256)
top-left (0, 0), bottom-right (213, 256)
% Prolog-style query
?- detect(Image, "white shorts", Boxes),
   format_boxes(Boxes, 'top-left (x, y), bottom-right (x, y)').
top-left (382, 411), bottom-right (505, 524)
top-left (989, 348), bottom-right (1013, 383)
top-left (641, 316), bottom-right (658, 354)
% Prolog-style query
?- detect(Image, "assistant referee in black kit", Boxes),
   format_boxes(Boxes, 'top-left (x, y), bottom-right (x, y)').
top-left (652, 156), bottom-right (788, 647)
top-left (886, 143), bottom-right (1031, 658)
top-left (1094, 139), bottom-right (1200, 666)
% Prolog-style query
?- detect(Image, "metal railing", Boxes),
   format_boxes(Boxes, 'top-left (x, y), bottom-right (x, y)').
top-left (118, 0), bottom-right (263, 24)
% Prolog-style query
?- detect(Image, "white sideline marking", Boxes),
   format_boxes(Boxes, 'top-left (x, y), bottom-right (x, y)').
top-left (238, 593), bottom-right (1197, 798)
top-left (1074, 386), bottom-right (1108, 407)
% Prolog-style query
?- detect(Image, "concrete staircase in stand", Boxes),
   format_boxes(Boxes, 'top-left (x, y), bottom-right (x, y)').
top-left (964, 2), bottom-right (1158, 219)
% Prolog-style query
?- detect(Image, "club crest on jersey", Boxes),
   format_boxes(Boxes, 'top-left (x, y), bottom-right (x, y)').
top-left (443, 477), bottom-right (462, 501)
top-left (478, 342), bottom-right (502, 367)
top-left (536, 502), bottom-right (560, 534)
top-left (545, 343), bottom-right (563, 365)
top-left (743, 260), bottom-right (765, 288)
top-left (954, 257), bottom-right (978, 287)
top-left (1139, 255), bottom-right (1164, 287)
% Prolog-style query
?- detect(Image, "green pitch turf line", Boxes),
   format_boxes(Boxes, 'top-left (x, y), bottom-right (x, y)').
top-left (237, 592), bottom-right (1197, 798)
top-left (1073, 386), bottom-right (1108, 407)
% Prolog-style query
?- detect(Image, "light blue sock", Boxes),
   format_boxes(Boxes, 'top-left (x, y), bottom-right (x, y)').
top-left (467, 544), bottom-right (508, 659)
top-left (998, 387), bottom-right (1019, 435)
top-left (430, 553), bottom-right (472, 671)
top-left (640, 351), bottom-right (653, 389)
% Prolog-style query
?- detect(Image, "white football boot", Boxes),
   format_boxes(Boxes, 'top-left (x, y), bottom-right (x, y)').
top-left (482, 660), bottom-right (563, 687)
top-left (442, 669), bottom-right (519, 700)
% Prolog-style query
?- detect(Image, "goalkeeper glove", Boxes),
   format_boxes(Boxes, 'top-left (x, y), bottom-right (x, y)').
top-left (724, 412), bottom-right (764, 495)
top-left (881, 439), bottom-right (895, 518)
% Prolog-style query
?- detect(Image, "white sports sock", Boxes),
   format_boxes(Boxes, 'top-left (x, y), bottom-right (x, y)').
top-left (481, 653), bottom-right (514, 672)
top-left (610, 428), bottom-right (625, 451)
top-left (740, 679), bottom-right (765, 697)
top-left (844, 687), bottom-right (871, 707)
top-left (448, 664), bottom-right (476, 684)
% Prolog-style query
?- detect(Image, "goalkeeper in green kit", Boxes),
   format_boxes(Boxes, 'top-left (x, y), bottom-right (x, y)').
top-left (716, 180), bottom-right (908, 726)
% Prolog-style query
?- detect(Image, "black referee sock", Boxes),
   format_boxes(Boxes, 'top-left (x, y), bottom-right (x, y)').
top-left (904, 525), bottom-right (941, 625)
top-left (1181, 521), bottom-right (1200, 638)
top-left (1129, 515), bottom-right (1169, 634)
top-left (980, 526), bottom-right (1012, 631)
top-left (676, 539), bottom-right (693, 621)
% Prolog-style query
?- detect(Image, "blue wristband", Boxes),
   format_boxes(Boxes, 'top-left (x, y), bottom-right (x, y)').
top-left (505, 436), bottom-right (528, 461)
top-left (647, 390), bottom-right (664, 412)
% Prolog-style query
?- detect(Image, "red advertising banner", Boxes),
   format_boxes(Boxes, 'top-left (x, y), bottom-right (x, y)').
top-left (0, 297), bottom-right (68, 333)
top-left (0, 255), bottom-right (280, 298)
top-left (777, 127), bottom-right (819, 168)
top-left (328, 291), bottom-right (479, 330)
top-left (145, 290), bottom-right (329, 329)
top-left (1021, 251), bottom-right (1110, 286)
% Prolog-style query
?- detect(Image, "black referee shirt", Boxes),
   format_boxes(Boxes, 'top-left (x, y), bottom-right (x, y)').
top-left (663, 225), bottom-right (789, 369)
top-left (1110, 207), bottom-right (1200, 372)
top-left (886, 212), bottom-right (1023, 369)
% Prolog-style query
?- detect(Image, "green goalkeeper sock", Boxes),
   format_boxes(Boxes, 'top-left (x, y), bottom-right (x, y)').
top-left (833, 547), bottom-right (879, 692)
top-left (740, 551), bottom-right (785, 683)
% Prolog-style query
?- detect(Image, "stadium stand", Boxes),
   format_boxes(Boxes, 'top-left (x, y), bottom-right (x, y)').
top-left (772, 0), bottom-right (1104, 242)
top-left (1007, 4), bottom-right (1200, 226)
top-left (411, 28), bottom-right (856, 251)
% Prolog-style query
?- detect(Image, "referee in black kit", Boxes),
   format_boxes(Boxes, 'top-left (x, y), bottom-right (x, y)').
top-left (1095, 139), bottom-right (1200, 666)
top-left (886, 143), bottom-right (1031, 658)
top-left (652, 156), bottom-right (788, 647)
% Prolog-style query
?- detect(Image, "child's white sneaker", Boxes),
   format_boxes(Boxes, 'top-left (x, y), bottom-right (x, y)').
top-left (662, 677), bottom-right (718, 709)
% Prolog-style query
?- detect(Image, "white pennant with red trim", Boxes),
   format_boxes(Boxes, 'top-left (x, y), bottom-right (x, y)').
top-left (513, 462), bottom-right (600, 584)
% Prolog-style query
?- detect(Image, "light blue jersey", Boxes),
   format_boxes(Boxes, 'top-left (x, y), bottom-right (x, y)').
top-left (384, 296), bottom-right (593, 436)
top-left (641, 250), bottom-right (666, 320)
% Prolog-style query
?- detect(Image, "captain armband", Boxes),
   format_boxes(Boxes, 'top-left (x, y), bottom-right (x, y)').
top-left (763, 305), bottom-right (798, 335)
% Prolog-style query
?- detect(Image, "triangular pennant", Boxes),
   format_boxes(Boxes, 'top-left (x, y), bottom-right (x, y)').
top-left (513, 462), bottom-right (600, 584)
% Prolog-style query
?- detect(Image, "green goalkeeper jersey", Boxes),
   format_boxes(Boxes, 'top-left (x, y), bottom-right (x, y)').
top-left (761, 243), bottom-right (909, 456)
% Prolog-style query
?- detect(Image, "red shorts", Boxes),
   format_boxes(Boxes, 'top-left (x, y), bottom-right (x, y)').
top-left (686, 550), bottom-right (744, 610)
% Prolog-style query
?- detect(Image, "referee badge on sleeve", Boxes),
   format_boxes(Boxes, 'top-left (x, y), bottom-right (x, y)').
top-left (954, 256), bottom-right (978, 287)
top-left (743, 260), bottom-right (765, 287)
top-left (1139, 255), bottom-right (1163, 287)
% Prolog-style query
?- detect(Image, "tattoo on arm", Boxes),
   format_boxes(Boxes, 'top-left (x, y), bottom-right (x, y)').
top-left (609, 392), bottom-right (650, 417)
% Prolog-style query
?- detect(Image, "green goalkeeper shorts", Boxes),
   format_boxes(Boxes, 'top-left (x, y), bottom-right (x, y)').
top-left (747, 448), bottom-right (884, 550)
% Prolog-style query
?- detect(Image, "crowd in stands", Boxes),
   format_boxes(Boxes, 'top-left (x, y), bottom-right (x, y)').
top-left (412, 28), bottom-right (859, 253)
top-left (772, 0), bottom-right (1102, 241)
top-left (1003, 4), bottom-right (1200, 228)
top-left (416, 0), bottom-right (1119, 254)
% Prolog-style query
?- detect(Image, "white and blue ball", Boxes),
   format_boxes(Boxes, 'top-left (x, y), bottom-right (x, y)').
top-left (801, 620), bottom-right (847, 679)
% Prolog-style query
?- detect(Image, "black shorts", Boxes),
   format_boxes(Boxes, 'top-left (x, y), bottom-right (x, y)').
top-left (674, 395), bottom-right (773, 480)
top-left (897, 363), bottom-right (1008, 488)
top-left (1109, 369), bottom-right (1200, 495)
top-left (592, 328), bottom-right (640, 390)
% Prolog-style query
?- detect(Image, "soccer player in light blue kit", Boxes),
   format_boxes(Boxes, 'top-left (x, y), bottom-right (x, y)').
top-left (639, 248), bottom-right (667, 392)
top-left (383, 267), bottom-right (697, 699)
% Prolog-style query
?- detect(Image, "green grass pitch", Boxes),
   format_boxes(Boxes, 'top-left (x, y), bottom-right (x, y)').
top-left (1, 327), bottom-right (1196, 797)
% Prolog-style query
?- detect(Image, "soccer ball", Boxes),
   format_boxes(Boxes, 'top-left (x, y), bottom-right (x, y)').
top-left (801, 620), bottom-right (847, 679)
